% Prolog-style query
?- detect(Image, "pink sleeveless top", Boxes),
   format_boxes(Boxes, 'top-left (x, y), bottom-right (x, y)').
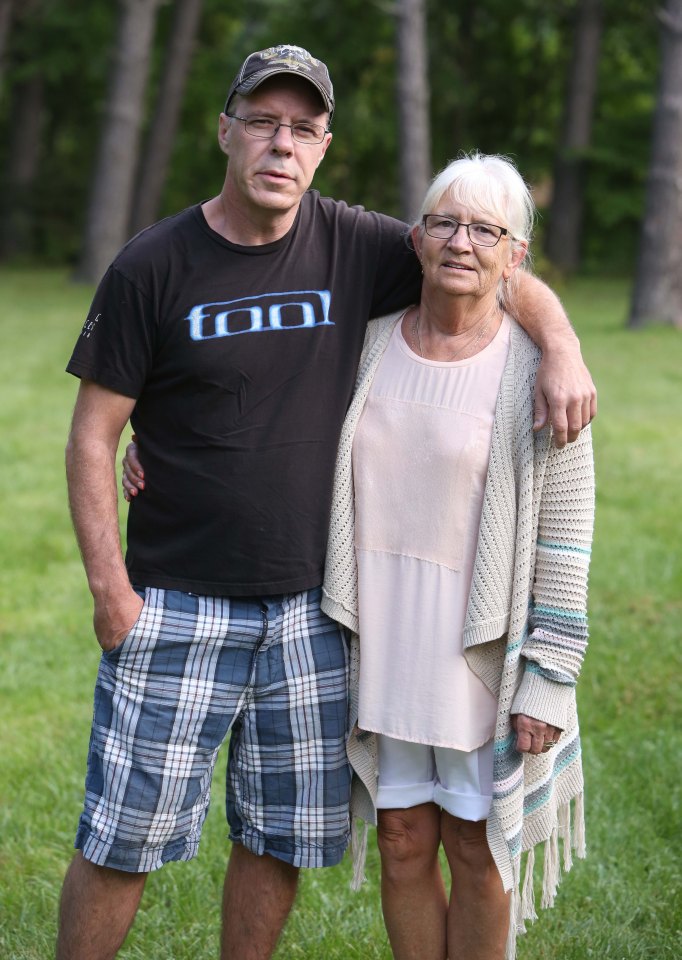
top-left (353, 315), bottom-right (511, 750)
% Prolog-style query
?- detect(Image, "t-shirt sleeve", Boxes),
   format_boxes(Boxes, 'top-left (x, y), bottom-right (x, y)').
top-left (66, 266), bottom-right (156, 399)
top-left (368, 213), bottom-right (423, 316)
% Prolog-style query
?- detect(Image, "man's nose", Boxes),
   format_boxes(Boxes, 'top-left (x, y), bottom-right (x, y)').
top-left (270, 122), bottom-right (296, 152)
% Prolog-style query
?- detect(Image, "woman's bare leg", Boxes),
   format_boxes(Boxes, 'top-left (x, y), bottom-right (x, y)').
top-left (441, 812), bottom-right (510, 960)
top-left (377, 803), bottom-right (447, 960)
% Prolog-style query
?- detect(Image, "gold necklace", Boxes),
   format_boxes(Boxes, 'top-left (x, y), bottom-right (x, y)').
top-left (412, 307), bottom-right (498, 362)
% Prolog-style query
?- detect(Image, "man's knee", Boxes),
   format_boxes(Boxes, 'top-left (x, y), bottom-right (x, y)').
top-left (66, 851), bottom-right (149, 890)
top-left (227, 844), bottom-right (300, 888)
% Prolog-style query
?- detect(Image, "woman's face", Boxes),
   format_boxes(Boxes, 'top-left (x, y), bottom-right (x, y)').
top-left (412, 201), bottom-right (527, 303)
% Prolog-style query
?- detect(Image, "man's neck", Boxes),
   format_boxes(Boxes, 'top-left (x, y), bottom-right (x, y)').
top-left (202, 191), bottom-right (300, 246)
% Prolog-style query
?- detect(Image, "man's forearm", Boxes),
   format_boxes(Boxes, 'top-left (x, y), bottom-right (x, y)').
top-left (508, 271), bottom-right (580, 352)
top-left (65, 380), bottom-right (141, 649)
top-left (65, 433), bottom-right (129, 598)
top-left (504, 271), bottom-right (596, 446)
top-left (66, 429), bottom-right (144, 651)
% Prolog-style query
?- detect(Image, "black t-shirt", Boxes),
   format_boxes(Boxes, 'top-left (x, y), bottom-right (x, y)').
top-left (67, 191), bottom-right (421, 595)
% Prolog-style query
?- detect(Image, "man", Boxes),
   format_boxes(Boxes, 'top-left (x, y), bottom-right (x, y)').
top-left (60, 45), bottom-right (596, 960)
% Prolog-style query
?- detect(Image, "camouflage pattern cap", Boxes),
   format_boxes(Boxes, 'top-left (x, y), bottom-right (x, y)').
top-left (225, 44), bottom-right (335, 122)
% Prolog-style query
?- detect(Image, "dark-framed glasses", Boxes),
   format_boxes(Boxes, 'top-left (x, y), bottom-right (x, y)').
top-left (423, 214), bottom-right (509, 247)
top-left (227, 114), bottom-right (329, 145)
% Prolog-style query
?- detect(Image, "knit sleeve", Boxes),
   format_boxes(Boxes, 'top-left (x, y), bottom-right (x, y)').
top-left (511, 424), bottom-right (595, 730)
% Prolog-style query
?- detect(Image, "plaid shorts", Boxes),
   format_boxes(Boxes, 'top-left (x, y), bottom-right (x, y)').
top-left (75, 586), bottom-right (351, 872)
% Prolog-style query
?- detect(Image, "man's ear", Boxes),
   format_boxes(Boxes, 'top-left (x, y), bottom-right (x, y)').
top-left (218, 113), bottom-right (231, 155)
top-left (317, 131), bottom-right (332, 166)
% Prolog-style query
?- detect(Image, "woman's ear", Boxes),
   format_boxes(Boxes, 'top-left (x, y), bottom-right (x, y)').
top-left (410, 224), bottom-right (422, 264)
top-left (505, 239), bottom-right (528, 279)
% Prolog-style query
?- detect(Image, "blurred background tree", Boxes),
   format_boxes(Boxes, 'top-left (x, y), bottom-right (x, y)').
top-left (130, 0), bottom-right (204, 236)
top-left (629, 0), bottom-right (682, 328)
top-left (0, 0), bottom-right (671, 319)
top-left (543, 0), bottom-right (603, 275)
top-left (395, 0), bottom-right (431, 223)
top-left (74, 0), bottom-right (166, 282)
top-left (0, 0), bottom-right (15, 93)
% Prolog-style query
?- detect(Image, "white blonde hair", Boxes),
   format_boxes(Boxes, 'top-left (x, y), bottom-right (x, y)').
top-left (415, 152), bottom-right (535, 268)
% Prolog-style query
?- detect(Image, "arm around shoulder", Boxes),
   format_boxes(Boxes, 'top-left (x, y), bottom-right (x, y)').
top-left (509, 272), bottom-right (597, 447)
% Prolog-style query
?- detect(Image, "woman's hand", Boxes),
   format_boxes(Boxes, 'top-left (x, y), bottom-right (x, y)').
top-left (511, 713), bottom-right (562, 755)
top-left (121, 435), bottom-right (145, 502)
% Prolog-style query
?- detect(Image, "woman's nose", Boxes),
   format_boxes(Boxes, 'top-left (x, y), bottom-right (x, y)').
top-left (447, 222), bottom-right (472, 248)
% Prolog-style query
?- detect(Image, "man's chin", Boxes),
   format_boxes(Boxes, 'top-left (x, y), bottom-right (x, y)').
top-left (253, 188), bottom-right (302, 212)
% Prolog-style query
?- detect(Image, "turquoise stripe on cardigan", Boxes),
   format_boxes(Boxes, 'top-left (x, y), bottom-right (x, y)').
top-left (534, 604), bottom-right (588, 622)
top-left (523, 746), bottom-right (582, 816)
top-left (537, 538), bottom-right (592, 556)
top-left (525, 661), bottom-right (577, 685)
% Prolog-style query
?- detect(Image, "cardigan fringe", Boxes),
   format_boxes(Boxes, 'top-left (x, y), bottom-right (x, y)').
top-left (506, 795), bottom-right (586, 957)
top-left (350, 818), bottom-right (369, 892)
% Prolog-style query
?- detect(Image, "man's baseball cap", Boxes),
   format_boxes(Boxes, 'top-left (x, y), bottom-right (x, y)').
top-left (225, 44), bottom-right (335, 122)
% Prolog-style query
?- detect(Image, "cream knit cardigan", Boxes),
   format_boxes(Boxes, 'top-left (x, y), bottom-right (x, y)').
top-left (321, 311), bottom-right (595, 958)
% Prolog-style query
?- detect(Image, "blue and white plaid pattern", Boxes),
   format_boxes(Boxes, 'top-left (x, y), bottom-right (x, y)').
top-left (75, 587), bottom-right (351, 872)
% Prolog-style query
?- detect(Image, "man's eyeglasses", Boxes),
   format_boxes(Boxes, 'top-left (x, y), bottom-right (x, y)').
top-left (422, 215), bottom-right (509, 247)
top-left (227, 114), bottom-right (329, 145)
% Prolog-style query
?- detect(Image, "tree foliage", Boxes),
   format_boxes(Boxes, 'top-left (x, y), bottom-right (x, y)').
top-left (0, 0), bottom-right (662, 277)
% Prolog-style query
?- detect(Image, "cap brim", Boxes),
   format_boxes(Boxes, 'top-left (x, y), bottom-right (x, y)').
top-left (227, 67), bottom-right (334, 119)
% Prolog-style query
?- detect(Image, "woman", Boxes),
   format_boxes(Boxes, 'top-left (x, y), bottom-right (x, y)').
top-left (321, 153), bottom-right (594, 960)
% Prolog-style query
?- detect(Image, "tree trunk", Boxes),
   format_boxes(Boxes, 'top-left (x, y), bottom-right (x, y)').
top-left (0, 70), bottom-right (44, 258)
top-left (629, 1), bottom-right (682, 327)
top-left (130, 0), bottom-right (204, 235)
top-left (0, 0), bottom-right (13, 94)
top-left (395, 0), bottom-right (431, 223)
top-left (448, 5), bottom-right (473, 156)
top-left (75, 0), bottom-right (165, 283)
top-left (544, 0), bottom-right (603, 273)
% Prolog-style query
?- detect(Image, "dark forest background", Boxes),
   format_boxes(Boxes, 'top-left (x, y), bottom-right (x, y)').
top-left (0, 0), bottom-right (680, 326)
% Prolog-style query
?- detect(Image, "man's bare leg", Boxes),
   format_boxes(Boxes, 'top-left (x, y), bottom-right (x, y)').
top-left (56, 852), bottom-right (147, 960)
top-left (221, 844), bottom-right (299, 960)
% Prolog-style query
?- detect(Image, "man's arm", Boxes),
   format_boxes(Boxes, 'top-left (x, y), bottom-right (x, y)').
top-left (509, 272), bottom-right (597, 447)
top-left (65, 379), bottom-right (142, 652)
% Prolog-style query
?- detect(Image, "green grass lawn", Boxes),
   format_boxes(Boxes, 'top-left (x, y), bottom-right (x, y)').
top-left (1, 269), bottom-right (680, 959)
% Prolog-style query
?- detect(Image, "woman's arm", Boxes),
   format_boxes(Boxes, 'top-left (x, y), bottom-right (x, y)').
top-left (511, 424), bottom-right (595, 731)
top-left (509, 273), bottom-right (597, 448)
